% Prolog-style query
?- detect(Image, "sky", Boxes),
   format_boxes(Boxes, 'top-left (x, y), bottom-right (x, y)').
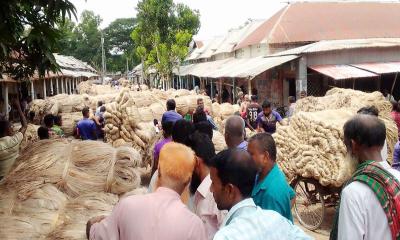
top-left (69, 0), bottom-right (287, 40)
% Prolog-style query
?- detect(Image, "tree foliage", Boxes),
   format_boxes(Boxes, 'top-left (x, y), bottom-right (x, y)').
top-left (131, 0), bottom-right (200, 86)
top-left (0, 0), bottom-right (76, 80)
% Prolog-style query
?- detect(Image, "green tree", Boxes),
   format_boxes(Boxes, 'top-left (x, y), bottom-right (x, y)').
top-left (0, 0), bottom-right (76, 80)
top-left (131, 0), bottom-right (200, 88)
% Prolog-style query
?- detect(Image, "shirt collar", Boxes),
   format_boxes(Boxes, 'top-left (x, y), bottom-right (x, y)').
top-left (196, 174), bottom-right (212, 198)
top-left (222, 198), bottom-right (256, 227)
top-left (236, 141), bottom-right (248, 150)
top-left (155, 187), bottom-right (181, 199)
top-left (252, 164), bottom-right (277, 196)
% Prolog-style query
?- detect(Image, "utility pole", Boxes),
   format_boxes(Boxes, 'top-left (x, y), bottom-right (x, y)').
top-left (101, 31), bottom-right (106, 84)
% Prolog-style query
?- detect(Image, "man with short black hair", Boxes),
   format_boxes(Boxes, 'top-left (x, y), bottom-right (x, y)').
top-left (210, 149), bottom-right (310, 240)
top-left (0, 99), bottom-right (27, 180)
top-left (76, 107), bottom-right (97, 140)
top-left (256, 100), bottom-right (282, 134)
top-left (162, 99), bottom-right (182, 123)
top-left (224, 115), bottom-right (247, 150)
top-left (246, 95), bottom-right (262, 131)
top-left (248, 133), bottom-right (295, 222)
top-left (331, 115), bottom-right (400, 240)
top-left (43, 114), bottom-right (56, 138)
top-left (188, 132), bottom-right (225, 240)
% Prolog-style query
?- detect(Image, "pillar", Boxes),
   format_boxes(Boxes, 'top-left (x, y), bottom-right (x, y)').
top-left (192, 76), bottom-right (195, 89)
top-left (248, 77), bottom-right (252, 96)
top-left (296, 56), bottom-right (307, 99)
top-left (50, 78), bottom-right (54, 96)
top-left (43, 79), bottom-right (47, 99)
top-left (31, 81), bottom-right (35, 100)
top-left (56, 77), bottom-right (59, 94)
top-left (3, 83), bottom-right (9, 119)
top-left (69, 79), bottom-right (72, 94)
top-left (61, 78), bottom-right (65, 94)
top-left (232, 77), bottom-right (236, 104)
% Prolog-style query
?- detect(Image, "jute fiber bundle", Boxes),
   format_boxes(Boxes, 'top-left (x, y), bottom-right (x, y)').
top-left (212, 102), bottom-right (221, 119)
top-left (273, 109), bottom-right (354, 187)
top-left (0, 184), bottom-right (68, 239)
top-left (13, 124), bottom-right (40, 150)
top-left (3, 140), bottom-right (142, 200)
top-left (60, 112), bottom-right (82, 137)
top-left (47, 192), bottom-right (118, 240)
top-left (169, 89), bottom-right (191, 98)
top-left (174, 95), bottom-right (213, 116)
top-left (212, 130), bottom-right (226, 153)
top-left (220, 103), bottom-right (236, 120)
top-left (29, 99), bottom-right (59, 124)
top-left (77, 81), bottom-right (92, 94)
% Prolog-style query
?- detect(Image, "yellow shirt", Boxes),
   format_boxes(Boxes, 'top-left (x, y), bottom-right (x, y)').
top-left (0, 132), bottom-right (23, 177)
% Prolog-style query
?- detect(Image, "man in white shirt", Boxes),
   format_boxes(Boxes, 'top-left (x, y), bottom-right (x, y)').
top-left (188, 132), bottom-right (226, 240)
top-left (331, 115), bottom-right (400, 240)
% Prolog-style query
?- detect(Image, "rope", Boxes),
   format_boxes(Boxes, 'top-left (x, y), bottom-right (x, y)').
top-left (105, 149), bottom-right (118, 192)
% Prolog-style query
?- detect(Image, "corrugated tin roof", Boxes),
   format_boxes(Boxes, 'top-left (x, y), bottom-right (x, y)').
top-left (272, 38), bottom-right (400, 56)
top-left (236, 2), bottom-right (400, 49)
top-left (351, 61), bottom-right (400, 74)
top-left (309, 64), bottom-right (378, 80)
top-left (197, 36), bottom-right (225, 59)
top-left (177, 55), bottom-right (298, 79)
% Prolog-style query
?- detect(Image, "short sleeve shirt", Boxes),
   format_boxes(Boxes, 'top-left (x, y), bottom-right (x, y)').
top-left (246, 103), bottom-right (262, 129)
top-left (162, 110), bottom-right (182, 123)
top-left (252, 164), bottom-right (295, 222)
top-left (0, 132), bottom-right (23, 177)
top-left (256, 110), bottom-right (282, 134)
top-left (77, 118), bottom-right (97, 140)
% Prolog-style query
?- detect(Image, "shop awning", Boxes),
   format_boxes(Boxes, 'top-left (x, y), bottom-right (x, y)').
top-left (351, 62), bottom-right (400, 74)
top-left (309, 64), bottom-right (378, 80)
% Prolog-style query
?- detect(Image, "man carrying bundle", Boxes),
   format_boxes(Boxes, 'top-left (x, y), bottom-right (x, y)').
top-left (330, 115), bottom-right (400, 240)
top-left (87, 142), bottom-right (206, 240)
top-left (0, 99), bottom-right (27, 180)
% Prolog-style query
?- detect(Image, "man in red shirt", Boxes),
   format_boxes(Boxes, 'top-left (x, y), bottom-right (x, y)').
top-left (246, 95), bottom-right (262, 131)
top-left (391, 101), bottom-right (400, 139)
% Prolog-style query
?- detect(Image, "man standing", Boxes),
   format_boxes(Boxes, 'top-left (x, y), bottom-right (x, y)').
top-left (248, 133), bottom-right (295, 222)
top-left (152, 120), bottom-right (174, 175)
top-left (188, 132), bottom-right (225, 240)
top-left (246, 95), bottom-right (262, 131)
top-left (256, 100), bottom-right (282, 134)
top-left (162, 99), bottom-right (183, 123)
top-left (76, 107), bottom-right (97, 141)
top-left (286, 96), bottom-right (296, 119)
top-left (210, 149), bottom-right (311, 240)
top-left (331, 115), bottom-right (400, 240)
top-left (0, 99), bottom-right (27, 180)
top-left (224, 115), bottom-right (247, 150)
top-left (88, 142), bottom-right (206, 240)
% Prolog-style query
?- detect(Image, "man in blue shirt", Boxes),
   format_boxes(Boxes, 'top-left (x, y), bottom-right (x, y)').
top-left (209, 149), bottom-right (310, 240)
top-left (224, 115), bottom-right (247, 151)
top-left (76, 107), bottom-right (97, 140)
top-left (161, 99), bottom-right (182, 123)
top-left (247, 133), bottom-right (295, 222)
top-left (256, 99), bottom-right (282, 134)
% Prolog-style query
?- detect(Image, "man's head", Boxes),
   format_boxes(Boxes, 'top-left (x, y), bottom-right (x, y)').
top-left (43, 114), bottom-right (54, 128)
top-left (300, 91), bottom-right (307, 99)
top-left (82, 107), bottom-right (90, 118)
top-left (53, 115), bottom-right (62, 126)
top-left (224, 115), bottom-right (245, 148)
top-left (248, 133), bottom-right (277, 172)
top-left (288, 96), bottom-right (296, 104)
top-left (262, 99), bottom-right (272, 116)
top-left (97, 101), bottom-right (103, 107)
top-left (357, 106), bottom-right (379, 117)
top-left (161, 120), bottom-right (174, 138)
top-left (193, 106), bottom-right (207, 124)
top-left (197, 98), bottom-right (204, 108)
top-left (250, 95), bottom-right (258, 103)
top-left (344, 115), bottom-right (386, 170)
top-left (188, 132), bottom-right (216, 194)
top-left (100, 106), bottom-right (106, 113)
top-left (210, 149), bottom-right (258, 211)
top-left (0, 120), bottom-right (12, 137)
top-left (194, 121), bottom-right (213, 139)
top-left (158, 142), bottom-right (196, 194)
top-left (172, 119), bottom-right (194, 145)
top-left (244, 94), bottom-right (250, 102)
top-left (38, 126), bottom-right (49, 140)
top-left (391, 100), bottom-right (399, 112)
top-left (166, 99), bottom-right (176, 111)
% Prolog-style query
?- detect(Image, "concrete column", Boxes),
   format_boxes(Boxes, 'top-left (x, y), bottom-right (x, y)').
top-left (50, 78), bottom-right (54, 96)
top-left (296, 56), bottom-right (307, 99)
top-left (56, 78), bottom-right (59, 94)
top-left (43, 79), bottom-right (47, 99)
top-left (248, 77), bottom-right (252, 96)
top-left (61, 78), bottom-right (65, 94)
top-left (192, 76), bottom-right (195, 89)
top-left (69, 79), bottom-right (72, 94)
top-left (31, 81), bottom-right (35, 100)
top-left (3, 83), bottom-right (9, 119)
top-left (232, 77), bottom-right (236, 104)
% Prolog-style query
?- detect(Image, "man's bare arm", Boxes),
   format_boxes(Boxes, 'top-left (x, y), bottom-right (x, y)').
top-left (14, 99), bottom-right (27, 135)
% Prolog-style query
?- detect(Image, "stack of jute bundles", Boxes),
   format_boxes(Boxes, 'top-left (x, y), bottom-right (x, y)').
top-left (78, 81), bottom-right (119, 95)
top-left (0, 139), bottom-right (145, 239)
top-left (174, 94), bottom-right (213, 116)
top-left (273, 88), bottom-right (398, 187)
top-left (211, 102), bottom-right (240, 132)
top-left (103, 89), bottom-right (162, 165)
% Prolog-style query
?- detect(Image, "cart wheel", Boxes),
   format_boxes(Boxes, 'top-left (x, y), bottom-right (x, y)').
top-left (292, 178), bottom-right (325, 231)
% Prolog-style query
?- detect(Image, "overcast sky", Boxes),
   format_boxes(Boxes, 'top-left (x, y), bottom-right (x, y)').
top-left (69, 0), bottom-right (287, 40)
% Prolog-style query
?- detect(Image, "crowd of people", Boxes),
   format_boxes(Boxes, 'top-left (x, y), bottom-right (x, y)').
top-left (1, 91), bottom-right (400, 239)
